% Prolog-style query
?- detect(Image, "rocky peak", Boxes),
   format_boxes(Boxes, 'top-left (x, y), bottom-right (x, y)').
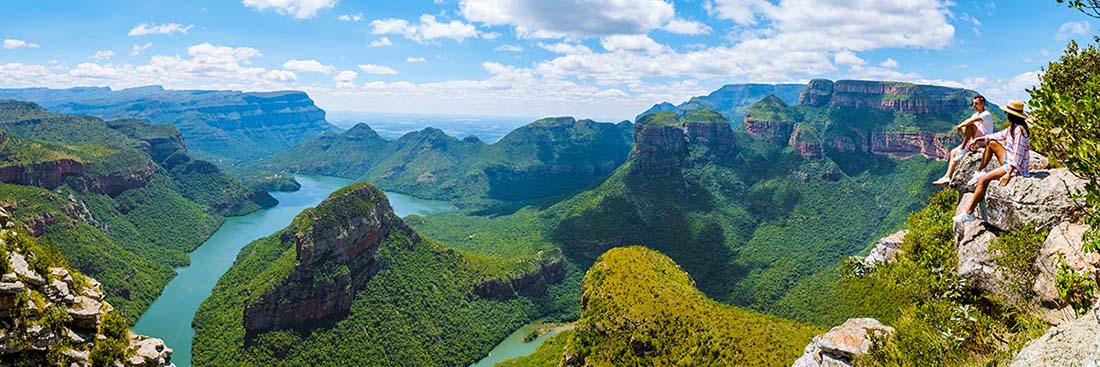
top-left (798, 79), bottom-right (977, 115)
top-left (798, 79), bottom-right (835, 107)
top-left (743, 94), bottom-right (797, 145)
top-left (0, 207), bottom-right (173, 367)
top-left (243, 183), bottom-right (419, 335)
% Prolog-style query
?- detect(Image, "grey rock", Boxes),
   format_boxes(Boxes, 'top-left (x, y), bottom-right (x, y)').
top-left (0, 280), bottom-right (25, 294)
top-left (1, 273), bottom-right (17, 282)
top-left (948, 150), bottom-right (1050, 193)
top-left (9, 252), bottom-right (45, 286)
top-left (864, 230), bottom-right (907, 265)
top-left (63, 348), bottom-right (90, 362)
top-left (50, 267), bottom-right (74, 286)
top-left (791, 318), bottom-right (894, 367)
top-left (68, 296), bottom-right (103, 330)
top-left (1033, 223), bottom-right (1098, 308)
top-left (129, 337), bottom-right (174, 367)
top-left (1011, 309), bottom-right (1100, 366)
top-left (45, 278), bottom-right (75, 304)
top-left (986, 168), bottom-right (1087, 232)
top-left (955, 193), bottom-right (1005, 297)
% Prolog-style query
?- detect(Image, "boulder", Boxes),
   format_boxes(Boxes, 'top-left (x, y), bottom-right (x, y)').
top-left (986, 168), bottom-right (1087, 232)
top-left (0, 280), bottom-right (24, 294)
top-left (68, 296), bottom-right (103, 330)
top-left (864, 230), bottom-right (907, 265)
top-left (1011, 309), bottom-right (1100, 366)
top-left (9, 252), bottom-right (45, 286)
top-left (791, 318), bottom-right (894, 367)
top-left (955, 193), bottom-right (1006, 297)
top-left (128, 337), bottom-right (173, 367)
top-left (1033, 223), bottom-right (1098, 307)
top-left (50, 267), bottom-right (74, 286)
top-left (45, 278), bottom-right (75, 304)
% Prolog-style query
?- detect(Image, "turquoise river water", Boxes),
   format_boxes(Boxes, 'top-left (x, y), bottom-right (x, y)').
top-left (133, 176), bottom-right (455, 367)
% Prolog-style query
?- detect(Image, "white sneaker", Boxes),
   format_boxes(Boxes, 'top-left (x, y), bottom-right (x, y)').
top-left (953, 213), bottom-right (976, 223)
top-left (967, 171), bottom-right (984, 186)
top-left (932, 177), bottom-right (950, 186)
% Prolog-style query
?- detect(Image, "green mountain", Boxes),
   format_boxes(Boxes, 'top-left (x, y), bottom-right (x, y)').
top-left (504, 246), bottom-right (820, 366)
top-left (192, 183), bottom-right (578, 367)
top-left (250, 117), bottom-right (634, 207)
top-left (0, 100), bottom-right (275, 321)
top-left (636, 83), bottom-right (805, 123)
top-left (0, 86), bottom-right (338, 164)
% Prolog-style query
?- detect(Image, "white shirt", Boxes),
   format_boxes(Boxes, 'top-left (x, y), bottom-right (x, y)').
top-left (972, 110), bottom-right (993, 136)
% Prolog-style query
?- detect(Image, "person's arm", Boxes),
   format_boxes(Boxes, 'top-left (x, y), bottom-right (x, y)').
top-left (956, 115), bottom-right (982, 129)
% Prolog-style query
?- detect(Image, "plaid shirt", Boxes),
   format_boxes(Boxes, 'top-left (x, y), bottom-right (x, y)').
top-left (987, 125), bottom-right (1030, 177)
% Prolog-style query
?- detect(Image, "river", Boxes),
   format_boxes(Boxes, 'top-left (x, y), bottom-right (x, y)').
top-left (469, 322), bottom-right (573, 367)
top-left (133, 176), bottom-right (455, 367)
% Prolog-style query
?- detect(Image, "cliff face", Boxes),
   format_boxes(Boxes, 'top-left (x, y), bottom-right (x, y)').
top-left (470, 257), bottom-right (567, 300)
top-left (869, 131), bottom-right (954, 160)
top-left (243, 184), bottom-right (419, 335)
top-left (801, 79), bottom-right (974, 115)
top-left (0, 86), bottom-right (337, 163)
top-left (744, 118), bottom-right (794, 145)
top-left (631, 113), bottom-right (689, 175)
top-left (789, 125), bottom-right (824, 160)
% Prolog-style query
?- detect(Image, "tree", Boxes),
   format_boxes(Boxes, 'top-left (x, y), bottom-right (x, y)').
top-left (1058, 0), bottom-right (1100, 18)
top-left (1027, 40), bottom-right (1100, 255)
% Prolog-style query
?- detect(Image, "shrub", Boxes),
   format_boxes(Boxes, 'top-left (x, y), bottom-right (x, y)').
top-left (989, 224), bottom-right (1048, 304)
top-left (1054, 258), bottom-right (1096, 315)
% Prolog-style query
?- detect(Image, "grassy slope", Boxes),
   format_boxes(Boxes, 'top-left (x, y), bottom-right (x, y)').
top-left (562, 246), bottom-right (819, 366)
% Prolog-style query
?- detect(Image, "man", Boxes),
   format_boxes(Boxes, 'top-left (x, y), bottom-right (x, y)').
top-left (932, 95), bottom-right (995, 186)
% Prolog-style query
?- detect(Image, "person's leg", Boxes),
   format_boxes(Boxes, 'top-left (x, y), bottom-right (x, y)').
top-left (979, 140), bottom-right (1006, 170)
top-left (960, 125), bottom-right (977, 153)
top-left (940, 147), bottom-right (960, 181)
top-left (966, 167), bottom-right (1007, 214)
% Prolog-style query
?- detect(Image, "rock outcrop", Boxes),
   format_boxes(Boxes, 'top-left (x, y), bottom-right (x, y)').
top-left (1010, 309), bottom-right (1100, 366)
top-left (744, 118), bottom-right (794, 145)
top-left (0, 207), bottom-right (173, 366)
top-left (243, 183), bottom-right (420, 335)
top-left (1033, 223), bottom-right (1098, 309)
top-left (801, 79), bottom-right (975, 115)
top-left (792, 318), bottom-right (894, 367)
top-left (632, 113), bottom-right (689, 175)
top-left (869, 131), bottom-right (955, 160)
top-left (470, 256), bottom-right (567, 300)
top-left (789, 125), bottom-right (825, 160)
top-left (862, 230), bottom-right (907, 266)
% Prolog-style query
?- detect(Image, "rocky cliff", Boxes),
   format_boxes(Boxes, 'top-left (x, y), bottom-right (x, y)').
top-left (243, 183), bottom-right (420, 335)
top-left (869, 131), bottom-right (955, 160)
top-left (630, 112), bottom-right (690, 175)
top-left (0, 207), bottom-right (173, 367)
top-left (800, 79), bottom-right (975, 115)
top-left (469, 256), bottom-right (567, 300)
top-left (789, 125), bottom-right (825, 160)
top-left (0, 86), bottom-right (337, 163)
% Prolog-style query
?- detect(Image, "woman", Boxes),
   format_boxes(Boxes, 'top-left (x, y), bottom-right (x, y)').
top-left (953, 100), bottom-right (1031, 223)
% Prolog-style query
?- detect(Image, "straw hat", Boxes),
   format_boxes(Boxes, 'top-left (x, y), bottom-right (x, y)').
top-left (1004, 100), bottom-right (1028, 120)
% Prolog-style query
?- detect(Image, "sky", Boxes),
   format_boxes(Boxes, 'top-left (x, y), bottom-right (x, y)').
top-left (0, 0), bottom-right (1097, 121)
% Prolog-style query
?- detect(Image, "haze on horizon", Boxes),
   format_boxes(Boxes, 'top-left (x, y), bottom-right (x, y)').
top-left (1, 0), bottom-right (1095, 121)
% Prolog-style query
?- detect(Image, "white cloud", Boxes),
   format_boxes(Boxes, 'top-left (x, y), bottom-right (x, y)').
top-left (3, 39), bottom-right (40, 49)
top-left (1057, 21), bottom-right (1090, 40)
top-left (242, 0), bottom-right (336, 19)
top-left (130, 43), bottom-right (153, 56)
top-left (880, 58), bottom-right (899, 68)
top-left (333, 70), bottom-right (357, 87)
top-left (369, 37), bottom-right (393, 47)
top-left (283, 59), bottom-right (335, 73)
top-left (263, 69), bottom-right (298, 81)
top-left (481, 32), bottom-right (501, 40)
top-left (460, 0), bottom-right (675, 38)
top-left (91, 50), bottom-right (115, 61)
top-left (495, 44), bottom-right (524, 52)
top-left (600, 35), bottom-right (666, 54)
top-left (128, 23), bottom-right (194, 36)
top-left (406, 57), bottom-right (427, 63)
top-left (834, 51), bottom-right (866, 66)
top-left (358, 64), bottom-right (398, 75)
top-left (0, 63), bottom-right (52, 84)
top-left (705, 0), bottom-right (771, 24)
top-left (964, 71), bottom-right (1042, 105)
top-left (337, 12), bottom-right (363, 22)
top-left (370, 14), bottom-right (478, 43)
top-left (538, 42), bottom-right (591, 54)
top-left (661, 18), bottom-right (712, 35)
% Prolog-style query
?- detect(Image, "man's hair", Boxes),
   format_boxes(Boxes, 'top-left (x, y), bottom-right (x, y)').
top-left (973, 94), bottom-right (986, 104)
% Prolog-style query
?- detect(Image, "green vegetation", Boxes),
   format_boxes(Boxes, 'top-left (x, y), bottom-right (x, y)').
top-left (249, 117), bottom-right (633, 208)
top-left (560, 246), bottom-right (819, 366)
top-left (193, 183), bottom-right (580, 367)
top-left (990, 224), bottom-right (1049, 305)
top-left (0, 100), bottom-right (274, 322)
top-left (1028, 39), bottom-right (1100, 258)
top-left (832, 190), bottom-right (1048, 366)
top-left (744, 94), bottom-right (800, 123)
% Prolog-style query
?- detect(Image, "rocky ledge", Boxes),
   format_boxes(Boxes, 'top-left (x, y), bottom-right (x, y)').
top-left (792, 318), bottom-right (894, 367)
top-left (243, 183), bottom-right (420, 336)
top-left (469, 256), bottom-right (567, 301)
top-left (0, 207), bottom-right (172, 366)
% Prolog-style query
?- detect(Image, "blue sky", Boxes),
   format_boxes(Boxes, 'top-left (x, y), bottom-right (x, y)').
top-left (0, 0), bottom-right (1096, 121)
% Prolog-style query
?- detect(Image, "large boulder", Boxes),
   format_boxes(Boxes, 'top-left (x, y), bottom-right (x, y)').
top-left (985, 168), bottom-right (1087, 232)
top-left (864, 230), bottom-right (907, 266)
top-left (1011, 308), bottom-right (1100, 366)
top-left (948, 150), bottom-right (1050, 192)
top-left (1033, 223), bottom-right (1098, 306)
top-left (955, 193), bottom-right (1006, 297)
top-left (792, 318), bottom-right (894, 367)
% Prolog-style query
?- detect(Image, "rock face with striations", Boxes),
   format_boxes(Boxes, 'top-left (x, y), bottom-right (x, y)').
top-left (1010, 309), bottom-right (1100, 366)
top-left (470, 256), bottom-right (567, 300)
top-left (632, 112), bottom-right (689, 175)
top-left (243, 183), bottom-right (420, 335)
top-left (0, 207), bottom-right (173, 367)
top-left (802, 79), bottom-right (974, 114)
top-left (743, 95), bottom-right (796, 145)
top-left (0, 86), bottom-right (337, 163)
